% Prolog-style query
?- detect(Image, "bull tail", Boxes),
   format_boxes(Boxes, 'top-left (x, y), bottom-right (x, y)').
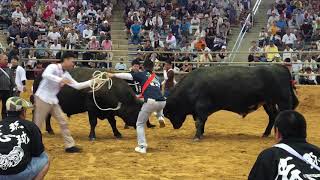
top-left (290, 80), bottom-right (299, 109)
top-left (281, 65), bottom-right (299, 109)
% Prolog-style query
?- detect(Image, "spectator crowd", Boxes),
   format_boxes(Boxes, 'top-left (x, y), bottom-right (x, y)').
top-left (0, 0), bottom-right (115, 77)
top-left (248, 0), bottom-right (320, 84)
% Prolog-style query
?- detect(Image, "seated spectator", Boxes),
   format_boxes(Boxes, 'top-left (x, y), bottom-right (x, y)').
top-left (77, 8), bottom-right (86, 22)
top-left (151, 33), bottom-right (164, 49)
top-left (301, 20), bottom-right (313, 42)
top-left (47, 27), bottom-right (61, 42)
top-left (166, 32), bottom-right (177, 49)
top-left (199, 49), bottom-right (213, 67)
top-left (282, 45), bottom-right (294, 62)
top-left (87, 36), bottom-right (100, 50)
top-left (60, 15), bottom-right (72, 26)
top-left (248, 41), bottom-right (262, 62)
top-left (258, 28), bottom-right (269, 47)
top-left (49, 39), bottom-right (62, 57)
top-left (194, 26), bottom-right (206, 40)
top-left (300, 67), bottom-right (317, 85)
top-left (0, 5), bottom-right (11, 26)
top-left (180, 18), bottom-right (191, 38)
top-left (66, 29), bottom-right (79, 49)
top-left (76, 20), bottom-right (86, 35)
top-left (86, 6), bottom-right (97, 17)
top-left (144, 17), bottom-right (154, 31)
top-left (248, 110), bottom-right (320, 180)
top-left (303, 56), bottom-right (317, 71)
top-left (171, 19), bottom-right (181, 43)
top-left (130, 20), bottom-right (142, 45)
top-left (216, 46), bottom-right (227, 62)
top-left (291, 55), bottom-right (303, 83)
top-left (264, 41), bottom-right (279, 62)
top-left (83, 26), bottom-right (93, 41)
top-left (35, 39), bottom-right (48, 59)
top-left (99, 20), bottom-right (111, 34)
top-left (267, 12), bottom-right (279, 29)
top-left (152, 13), bottom-right (163, 32)
top-left (143, 40), bottom-right (154, 52)
top-left (7, 21), bottom-right (20, 44)
top-left (282, 29), bottom-right (297, 48)
top-left (115, 58), bottom-right (127, 71)
top-left (11, 7), bottom-right (24, 20)
top-left (0, 97), bottom-right (49, 180)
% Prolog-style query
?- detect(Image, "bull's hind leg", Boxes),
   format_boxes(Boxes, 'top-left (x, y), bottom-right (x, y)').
top-left (106, 115), bottom-right (122, 139)
top-left (88, 112), bottom-right (98, 141)
top-left (262, 104), bottom-right (278, 137)
top-left (45, 114), bottom-right (54, 135)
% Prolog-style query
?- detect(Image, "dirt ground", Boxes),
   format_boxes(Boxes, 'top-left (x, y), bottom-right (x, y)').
top-left (17, 82), bottom-right (320, 180)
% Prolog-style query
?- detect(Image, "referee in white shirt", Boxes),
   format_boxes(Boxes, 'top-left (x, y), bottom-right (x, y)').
top-left (11, 56), bottom-right (27, 96)
top-left (34, 51), bottom-right (95, 153)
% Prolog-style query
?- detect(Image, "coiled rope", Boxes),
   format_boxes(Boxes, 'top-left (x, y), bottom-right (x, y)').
top-left (90, 71), bottom-right (121, 111)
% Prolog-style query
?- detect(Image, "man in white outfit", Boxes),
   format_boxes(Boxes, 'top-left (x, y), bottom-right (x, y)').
top-left (10, 56), bottom-right (26, 96)
top-left (34, 51), bottom-right (97, 153)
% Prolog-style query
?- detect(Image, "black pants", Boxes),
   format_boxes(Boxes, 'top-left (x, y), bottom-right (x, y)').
top-left (0, 90), bottom-right (11, 119)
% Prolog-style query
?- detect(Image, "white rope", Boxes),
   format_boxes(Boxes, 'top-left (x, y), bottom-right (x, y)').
top-left (90, 71), bottom-right (122, 111)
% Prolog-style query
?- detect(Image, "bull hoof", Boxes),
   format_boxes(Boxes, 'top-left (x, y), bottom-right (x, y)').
top-left (193, 137), bottom-right (201, 142)
top-left (262, 133), bottom-right (270, 138)
top-left (89, 137), bottom-right (96, 141)
top-left (47, 130), bottom-right (55, 135)
top-left (147, 124), bottom-right (156, 128)
top-left (115, 134), bottom-right (122, 139)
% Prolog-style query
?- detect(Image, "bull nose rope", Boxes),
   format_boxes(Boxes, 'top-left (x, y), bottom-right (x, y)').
top-left (90, 71), bottom-right (122, 111)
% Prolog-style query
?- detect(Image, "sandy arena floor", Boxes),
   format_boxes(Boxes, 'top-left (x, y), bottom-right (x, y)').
top-left (17, 82), bottom-right (320, 180)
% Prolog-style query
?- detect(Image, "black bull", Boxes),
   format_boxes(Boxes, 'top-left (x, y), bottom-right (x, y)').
top-left (32, 68), bottom-right (144, 140)
top-left (163, 65), bottom-right (299, 140)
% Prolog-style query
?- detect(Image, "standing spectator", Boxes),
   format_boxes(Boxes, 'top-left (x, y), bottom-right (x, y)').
top-left (190, 15), bottom-right (200, 34)
top-left (282, 29), bottom-right (297, 48)
top-left (10, 56), bottom-right (26, 96)
top-left (130, 20), bottom-right (142, 45)
top-left (0, 54), bottom-right (14, 119)
top-left (249, 110), bottom-right (320, 180)
top-left (0, 97), bottom-right (49, 180)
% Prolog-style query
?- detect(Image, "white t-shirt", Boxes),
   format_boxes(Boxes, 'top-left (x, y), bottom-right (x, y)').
top-left (48, 32), bottom-right (61, 41)
top-left (50, 44), bottom-right (62, 56)
top-left (115, 63), bottom-right (127, 70)
top-left (67, 33), bottom-right (79, 44)
top-left (282, 33), bottom-right (297, 45)
top-left (35, 64), bottom-right (92, 104)
top-left (14, 66), bottom-right (27, 92)
top-left (11, 11), bottom-right (24, 19)
top-left (283, 48), bottom-right (294, 60)
top-left (292, 60), bottom-right (302, 72)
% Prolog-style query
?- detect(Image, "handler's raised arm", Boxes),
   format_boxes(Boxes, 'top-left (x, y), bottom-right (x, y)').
top-left (64, 72), bottom-right (93, 90)
top-left (111, 73), bottom-right (133, 80)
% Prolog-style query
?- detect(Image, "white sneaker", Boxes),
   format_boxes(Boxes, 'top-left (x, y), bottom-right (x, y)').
top-left (158, 117), bottom-right (165, 128)
top-left (135, 146), bottom-right (147, 154)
